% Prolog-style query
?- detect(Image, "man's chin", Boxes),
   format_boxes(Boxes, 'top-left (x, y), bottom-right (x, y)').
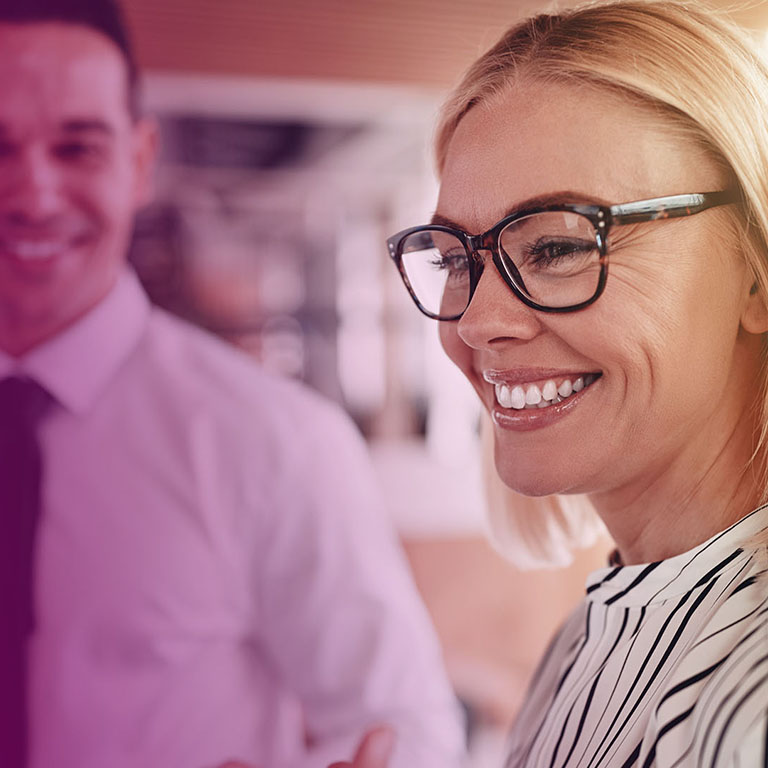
top-left (0, 269), bottom-right (121, 354)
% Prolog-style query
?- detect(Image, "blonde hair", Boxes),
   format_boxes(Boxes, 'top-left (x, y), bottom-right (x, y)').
top-left (437, 0), bottom-right (768, 563)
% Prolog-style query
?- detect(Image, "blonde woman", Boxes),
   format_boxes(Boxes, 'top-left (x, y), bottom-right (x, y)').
top-left (385, 2), bottom-right (768, 766)
top-left (225, 2), bottom-right (768, 766)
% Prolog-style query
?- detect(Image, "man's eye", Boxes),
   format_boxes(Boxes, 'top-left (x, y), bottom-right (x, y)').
top-left (53, 142), bottom-right (106, 162)
top-left (0, 141), bottom-right (19, 159)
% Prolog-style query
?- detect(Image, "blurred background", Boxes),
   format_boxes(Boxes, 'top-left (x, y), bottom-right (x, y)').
top-left (121, 0), bottom-right (768, 761)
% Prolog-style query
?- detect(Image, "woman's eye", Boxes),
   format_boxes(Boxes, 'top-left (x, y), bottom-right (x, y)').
top-left (431, 250), bottom-right (469, 273)
top-left (525, 238), bottom-right (596, 266)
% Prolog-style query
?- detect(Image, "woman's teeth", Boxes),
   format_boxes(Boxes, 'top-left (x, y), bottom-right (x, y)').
top-left (494, 374), bottom-right (598, 410)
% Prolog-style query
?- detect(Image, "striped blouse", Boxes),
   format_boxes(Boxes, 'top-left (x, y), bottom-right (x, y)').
top-left (504, 506), bottom-right (768, 768)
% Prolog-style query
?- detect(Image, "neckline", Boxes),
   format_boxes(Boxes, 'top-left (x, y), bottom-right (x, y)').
top-left (0, 270), bottom-right (149, 415)
top-left (585, 505), bottom-right (768, 607)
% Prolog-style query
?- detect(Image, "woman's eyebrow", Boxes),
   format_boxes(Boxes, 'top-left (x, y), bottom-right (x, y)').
top-left (429, 190), bottom-right (610, 229)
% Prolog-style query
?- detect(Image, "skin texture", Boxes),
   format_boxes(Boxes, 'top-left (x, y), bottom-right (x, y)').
top-left (211, 726), bottom-right (395, 768)
top-left (437, 80), bottom-right (768, 564)
top-left (0, 22), bottom-right (155, 356)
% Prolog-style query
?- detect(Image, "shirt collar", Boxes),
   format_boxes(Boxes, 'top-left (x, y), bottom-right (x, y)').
top-left (586, 504), bottom-right (768, 607)
top-left (0, 269), bottom-right (150, 415)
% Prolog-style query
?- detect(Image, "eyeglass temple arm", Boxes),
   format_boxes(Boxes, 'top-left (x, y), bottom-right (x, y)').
top-left (386, 191), bottom-right (739, 250)
top-left (609, 190), bottom-right (739, 226)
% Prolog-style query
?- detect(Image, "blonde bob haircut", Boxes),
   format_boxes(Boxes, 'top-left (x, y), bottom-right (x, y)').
top-left (435, 0), bottom-right (768, 565)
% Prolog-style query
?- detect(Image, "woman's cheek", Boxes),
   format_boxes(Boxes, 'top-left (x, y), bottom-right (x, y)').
top-left (438, 321), bottom-right (469, 373)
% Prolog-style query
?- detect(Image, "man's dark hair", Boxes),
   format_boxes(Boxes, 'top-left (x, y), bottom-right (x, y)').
top-left (0, 0), bottom-right (139, 117)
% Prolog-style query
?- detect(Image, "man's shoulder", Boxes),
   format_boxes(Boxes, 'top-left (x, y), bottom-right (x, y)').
top-left (144, 309), bottom-right (268, 381)
top-left (134, 307), bottom-right (356, 440)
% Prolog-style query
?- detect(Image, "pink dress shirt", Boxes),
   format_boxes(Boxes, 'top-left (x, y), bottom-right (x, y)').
top-left (0, 270), bottom-right (465, 768)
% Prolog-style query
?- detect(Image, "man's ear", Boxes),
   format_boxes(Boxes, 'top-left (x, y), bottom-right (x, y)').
top-left (741, 277), bottom-right (768, 335)
top-left (131, 117), bottom-right (159, 207)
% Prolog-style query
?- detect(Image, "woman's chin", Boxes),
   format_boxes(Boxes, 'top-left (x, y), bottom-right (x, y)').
top-left (494, 458), bottom-right (588, 498)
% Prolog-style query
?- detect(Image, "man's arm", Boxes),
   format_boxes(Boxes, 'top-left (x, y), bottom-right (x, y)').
top-left (256, 394), bottom-right (465, 768)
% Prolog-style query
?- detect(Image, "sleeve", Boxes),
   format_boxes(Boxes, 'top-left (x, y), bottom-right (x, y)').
top-left (724, 709), bottom-right (768, 768)
top-left (256, 396), bottom-right (466, 768)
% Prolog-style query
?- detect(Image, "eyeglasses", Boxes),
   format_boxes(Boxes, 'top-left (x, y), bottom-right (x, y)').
top-left (386, 190), bottom-right (741, 320)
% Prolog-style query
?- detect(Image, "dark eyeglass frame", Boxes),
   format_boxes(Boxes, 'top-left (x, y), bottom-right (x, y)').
top-left (386, 189), bottom-right (741, 320)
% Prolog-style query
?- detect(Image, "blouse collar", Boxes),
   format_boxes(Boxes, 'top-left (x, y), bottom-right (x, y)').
top-left (585, 505), bottom-right (768, 607)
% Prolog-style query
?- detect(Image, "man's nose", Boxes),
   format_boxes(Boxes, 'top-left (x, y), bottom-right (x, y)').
top-left (2, 147), bottom-right (65, 224)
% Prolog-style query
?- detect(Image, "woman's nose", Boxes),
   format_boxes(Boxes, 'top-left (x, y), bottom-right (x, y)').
top-left (457, 251), bottom-right (543, 350)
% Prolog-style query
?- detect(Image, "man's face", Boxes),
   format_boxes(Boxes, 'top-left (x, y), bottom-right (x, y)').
top-left (0, 22), bottom-right (155, 355)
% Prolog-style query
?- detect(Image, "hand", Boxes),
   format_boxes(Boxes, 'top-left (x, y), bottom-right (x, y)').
top-left (209, 725), bottom-right (395, 768)
top-left (212, 762), bottom-right (258, 768)
top-left (328, 725), bottom-right (396, 768)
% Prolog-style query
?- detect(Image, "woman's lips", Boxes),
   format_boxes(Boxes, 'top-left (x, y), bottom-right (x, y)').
top-left (482, 368), bottom-right (603, 431)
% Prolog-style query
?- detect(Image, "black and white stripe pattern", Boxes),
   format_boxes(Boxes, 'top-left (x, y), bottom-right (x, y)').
top-left (504, 507), bottom-right (768, 768)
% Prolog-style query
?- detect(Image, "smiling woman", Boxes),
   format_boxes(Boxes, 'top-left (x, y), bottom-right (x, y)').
top-left (385, 1), bottom-right (768, 766)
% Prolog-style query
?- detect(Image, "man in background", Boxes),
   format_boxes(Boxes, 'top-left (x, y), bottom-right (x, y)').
top-left (0, 1), bottom-right (465, 765)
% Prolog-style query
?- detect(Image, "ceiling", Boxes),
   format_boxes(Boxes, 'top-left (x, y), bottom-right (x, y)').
top-left (123, 0), bottom-right (768, 89)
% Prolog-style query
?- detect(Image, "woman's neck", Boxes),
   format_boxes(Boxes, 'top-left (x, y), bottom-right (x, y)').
top-left (588, 417), bottom-right (763, 565)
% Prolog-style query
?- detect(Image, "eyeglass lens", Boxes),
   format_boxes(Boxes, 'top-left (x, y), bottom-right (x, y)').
top-left (399, 211), bottom-right (602, 318)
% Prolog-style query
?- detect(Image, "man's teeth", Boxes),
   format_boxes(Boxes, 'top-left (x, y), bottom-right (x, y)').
top-left (5, 242), bottom-right (63, 261)
top-left (494, 375), bottom-right (598, 410)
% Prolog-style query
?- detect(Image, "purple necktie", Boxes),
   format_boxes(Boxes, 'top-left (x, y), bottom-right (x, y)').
top-left (0, 377), bottom-right (51, 768)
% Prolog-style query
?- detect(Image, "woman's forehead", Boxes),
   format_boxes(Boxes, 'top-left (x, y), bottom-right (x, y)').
top-left (436, 80), bottom-right (723, 230)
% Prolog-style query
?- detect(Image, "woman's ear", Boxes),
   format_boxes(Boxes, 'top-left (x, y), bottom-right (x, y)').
top-left (741, 278), bottom-right (768, 334)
